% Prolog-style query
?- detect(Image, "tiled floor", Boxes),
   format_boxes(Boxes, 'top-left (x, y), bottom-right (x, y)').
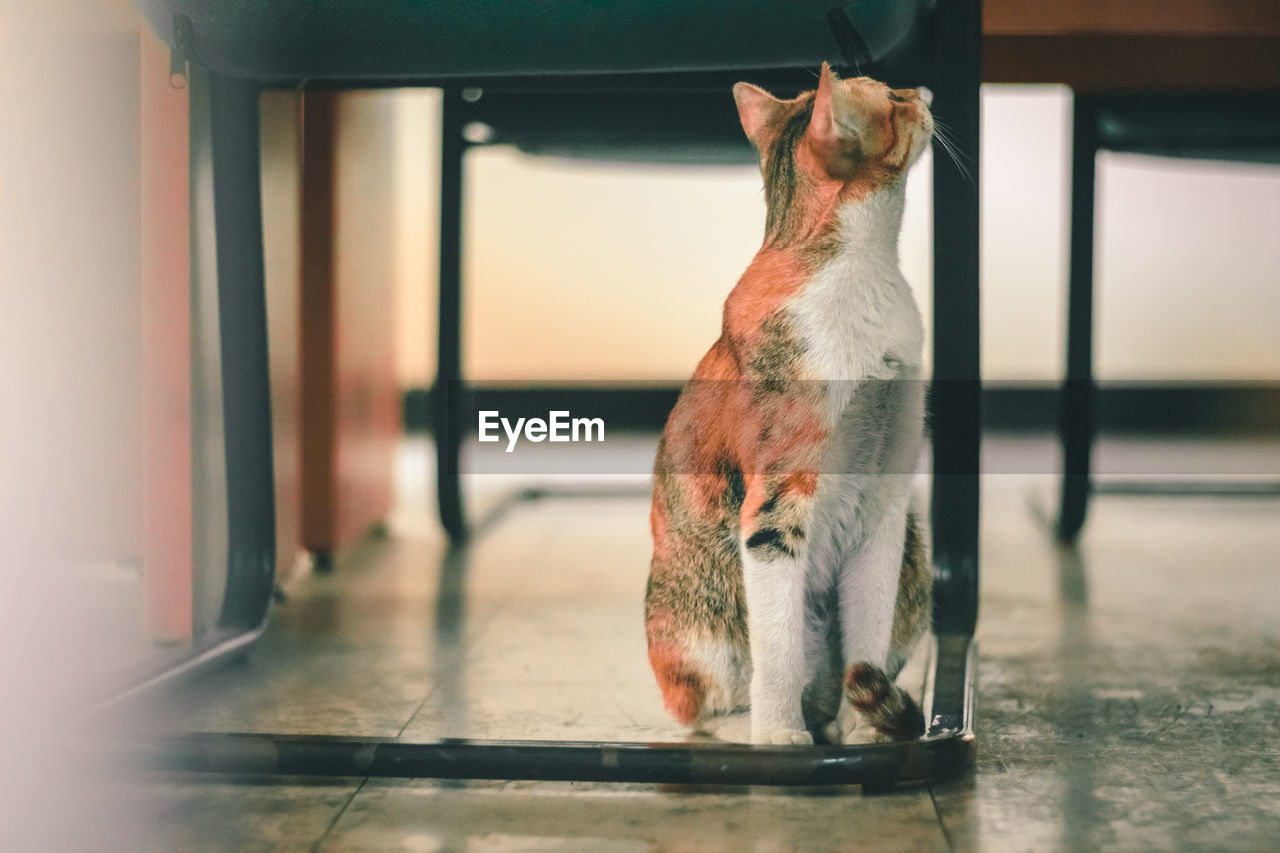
top-left (89, 436), bottom-right (1280, 851)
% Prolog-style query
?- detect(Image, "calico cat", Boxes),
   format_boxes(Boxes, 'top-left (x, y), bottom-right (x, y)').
top-left (645, 64), bottom-right (933, 746)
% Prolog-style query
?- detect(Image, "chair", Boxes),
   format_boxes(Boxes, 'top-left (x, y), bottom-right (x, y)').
top-left (127, 0), bottom-right (982, 789)
top-left (1057, 92), bottom-right (1280, 541)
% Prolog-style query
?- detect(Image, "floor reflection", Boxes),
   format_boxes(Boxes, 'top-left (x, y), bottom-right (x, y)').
top-left (1053, 542), bottom-right (1100, 851)
top-left (432, 539), bottom-right (471, 741)
top-left (84, 441), bottom-right (1280, 850)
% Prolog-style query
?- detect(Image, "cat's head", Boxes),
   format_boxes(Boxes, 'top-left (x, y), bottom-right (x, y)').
top-left (733, 63), bottom-right (931, 231)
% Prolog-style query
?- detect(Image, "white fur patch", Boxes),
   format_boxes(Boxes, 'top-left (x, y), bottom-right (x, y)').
top-left (686, 637), bottom-right (750, 717)
top-left (789, 180), bottom-right (927, 691)
top-left (789, 182), bottom-right (924, 420)
top-left (740, 545), bottom-right (810, 743)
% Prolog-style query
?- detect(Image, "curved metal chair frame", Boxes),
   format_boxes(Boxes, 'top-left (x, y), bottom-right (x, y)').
top-left (113, 0), bottom-right (983, 790)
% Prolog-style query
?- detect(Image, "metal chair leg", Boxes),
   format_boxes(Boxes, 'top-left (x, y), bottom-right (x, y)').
top-left (1057, 96), bottom-right (1098, 544)
top-left (928, 0), bottom-right (982, 638)
top-left (207, 72), bottom-right (277, 630)
top-left (435, 88), bottom-right (469, 540)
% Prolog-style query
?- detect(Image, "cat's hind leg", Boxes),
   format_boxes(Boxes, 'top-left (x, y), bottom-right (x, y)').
top-left (695, 709), bottom-right (753, 743)
top-left (646, 568), bottom-right (750, 729)
top-left (647, 631), bottom-right (749, 728)
top-left (647, 641), bottom-right (710, 727)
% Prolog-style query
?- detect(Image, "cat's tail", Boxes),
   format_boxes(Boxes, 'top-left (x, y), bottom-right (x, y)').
top-left (844, 661), bottom-right (925, 739)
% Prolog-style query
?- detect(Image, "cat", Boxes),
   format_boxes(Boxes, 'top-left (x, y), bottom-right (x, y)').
top-left (644, 64), bottom-right (933, 746)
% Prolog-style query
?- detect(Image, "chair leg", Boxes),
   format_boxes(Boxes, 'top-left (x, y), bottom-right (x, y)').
top-left (928, 0), bottom-right (982, 638)
top-left (435, 89), bottom-right (469, 540)
top-left (205, 72), bottom-right (277, 629)
top-left (298, 89), bottom-right (339, 563)
top-left (1057, 96), bottom-right (1099, 544)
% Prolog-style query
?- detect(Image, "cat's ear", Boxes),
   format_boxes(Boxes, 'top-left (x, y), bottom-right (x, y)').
top-left (733, 82), bottom-right (787, 148)
top-left (808, 62), bottom-right (864, 167)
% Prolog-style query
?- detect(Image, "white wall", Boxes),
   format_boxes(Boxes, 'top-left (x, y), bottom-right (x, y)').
top-left (393, 85), bottom-right (1280, 385)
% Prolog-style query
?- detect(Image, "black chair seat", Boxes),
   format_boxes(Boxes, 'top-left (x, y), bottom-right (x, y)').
top-left (1056, 90), bottom-right (1280, 541)
top-left (467, 91), bottom-right (755, 165)
top-left (1096, 93), bottom-right (1280, 164)
top-left (139, 0), bottom-right (925, 83)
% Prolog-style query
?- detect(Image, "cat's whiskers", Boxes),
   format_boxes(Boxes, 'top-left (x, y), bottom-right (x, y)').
top-left (928, 118), bottom-right (975, 187)
top-left (933, 123), bottom-right (969, 162)
top-left (935, 136), bottom-right (973, 185)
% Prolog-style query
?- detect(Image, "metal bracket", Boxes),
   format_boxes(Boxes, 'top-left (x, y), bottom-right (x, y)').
top-left (826, 8), bottom-right (874, 76)
top-left (170, 15), bottom-right (193, 88)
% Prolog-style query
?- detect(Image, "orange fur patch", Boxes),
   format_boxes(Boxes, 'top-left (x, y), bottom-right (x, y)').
top-left (724, 249), bottom-right (810, 343)
top-left (740, 474), bottom-right (769, 529)
top-left (783, 472), bottom-right (817, 497)
top-left (647, 644), bottom-right (705, 726)
top-left (649, 501), bottom-right (670, 559)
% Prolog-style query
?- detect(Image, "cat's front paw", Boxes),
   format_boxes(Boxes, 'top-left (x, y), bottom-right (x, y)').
top-left (755, 727), bottom-right (814, 745)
